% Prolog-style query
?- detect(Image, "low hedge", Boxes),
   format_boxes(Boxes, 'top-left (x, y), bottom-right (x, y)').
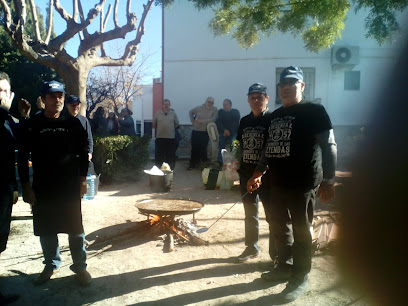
top-left (92, 135), bottom-right (150, 183)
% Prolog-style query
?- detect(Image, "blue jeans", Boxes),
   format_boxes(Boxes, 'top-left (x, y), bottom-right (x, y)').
top-left (40, 233), bottom-right (87, 273)
top-left (239, 174), bottom-right (277, 260)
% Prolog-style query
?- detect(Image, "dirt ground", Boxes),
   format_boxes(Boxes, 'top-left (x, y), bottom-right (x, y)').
top-left (1, 160), bottom-right (367, 305)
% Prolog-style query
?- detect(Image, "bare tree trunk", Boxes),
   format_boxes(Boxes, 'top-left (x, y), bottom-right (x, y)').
top-left (54, 57), bottom-right (92, 116)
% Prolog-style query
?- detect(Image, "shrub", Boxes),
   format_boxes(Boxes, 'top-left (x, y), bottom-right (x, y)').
top-left (93, 135), bottom-right (150, 183)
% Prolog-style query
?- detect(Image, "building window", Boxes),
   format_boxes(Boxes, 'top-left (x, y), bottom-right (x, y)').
top-left (275, 67), bottom-right (315, 104)
top-left (344, 71), bottom-right (360, 90)
top-left (136, 120), bottom-right (153, 137)
top-left (144, 121), bottom-right (153, 137)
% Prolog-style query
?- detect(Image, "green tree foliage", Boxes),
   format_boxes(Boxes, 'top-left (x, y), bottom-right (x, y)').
top-left (0, 2), bottom-right (58, 114)
top-left (161, 0), bottom-right (408, 52)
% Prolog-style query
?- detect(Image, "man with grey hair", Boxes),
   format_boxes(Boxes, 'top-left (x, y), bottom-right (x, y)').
top-left (188, 97), bottom-right (218, 170)
top-left (153, 99), bottom-right (179, 170)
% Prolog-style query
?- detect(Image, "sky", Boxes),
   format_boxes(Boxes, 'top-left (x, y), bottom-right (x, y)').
top-left (38, 0), bottom-right (163, 84)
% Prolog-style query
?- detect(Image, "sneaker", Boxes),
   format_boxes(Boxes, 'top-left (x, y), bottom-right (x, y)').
top-left (76, 269), bottom-right (92, 287)
top-left (237, 248), bottom-right (259, 262)
top-left (187, 163), bottom-right (194, 170)
top-left (33, 268), bottom-right (58, 285)
top-left (279, 280), bottom-right (308, 302)
top-left (261, 268), bottom-right (291, 282)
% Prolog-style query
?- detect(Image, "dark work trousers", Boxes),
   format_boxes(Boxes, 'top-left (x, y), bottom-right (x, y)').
top-left (239, 173), bottom-right (277, 260)
top-left (190, 130), bottom-right (209, 167)
top-left (155, 138), bottom-right (177, 170)
top-left (270, 186), bottom-right (317, 284)
top-left (0, 185), bottom-right (13, 253)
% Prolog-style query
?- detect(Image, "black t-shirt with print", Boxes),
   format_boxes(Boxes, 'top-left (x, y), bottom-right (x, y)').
top-left (265, 101), bottom-right (332, 189)
top-left (237, 110), bottom-right (271, 178)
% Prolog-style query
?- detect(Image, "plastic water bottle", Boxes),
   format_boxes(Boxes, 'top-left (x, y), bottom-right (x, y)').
top-left (83, 174), bottom-right (96, 200)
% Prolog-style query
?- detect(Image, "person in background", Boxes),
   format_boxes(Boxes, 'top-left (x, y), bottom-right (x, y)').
top-left (18, 81), bottom-right (92, 287)
top-left (36, 96), bottom-right (45, 114)
top-left (236, 83), bottom-right (276, 264)
top-left (91, 106), bottom-right (108, 136)
top-left (106, 112), bottom-right (119, 135)
top-left (248, 66), bottom-right (337, 303)
top-left (0, 71), bottom-right (20, 304)
top-left (188, 97), bottom-right (218, 170)
top-left (17, 97), bottom-right (42, 120)
top-left (153, 99), bottom-right (179, 170)
top-left (66, 95), bottom-right (93, 162)
top-left (117, 107), bottom-right (136, 136)
top-left (216, 98), bottom-right (240, 165)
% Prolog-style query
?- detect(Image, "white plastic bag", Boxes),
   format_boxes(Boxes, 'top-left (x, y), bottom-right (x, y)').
top-left (221, 149), bottom-right (239, 181)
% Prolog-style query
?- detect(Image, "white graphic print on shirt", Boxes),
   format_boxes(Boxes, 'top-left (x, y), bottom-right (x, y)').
top-left (265, 116), bottom-right (294, 158)
top-left (242, 126), bottom-right (266, 164)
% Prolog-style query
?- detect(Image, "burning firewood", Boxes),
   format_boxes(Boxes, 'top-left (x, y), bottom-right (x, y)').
top-left (147, 215), bottom-right (209, 249)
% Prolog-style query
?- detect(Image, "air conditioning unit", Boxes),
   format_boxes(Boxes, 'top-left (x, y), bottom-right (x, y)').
top-left (331, 46), bottom-right (360, 67)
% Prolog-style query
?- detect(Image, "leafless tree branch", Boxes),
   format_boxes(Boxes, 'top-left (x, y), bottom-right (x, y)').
top-left (45, 0), bottom-right (54, 44)
top-left (15, 0), bottom-right (27, 40)
top-left (73, 0), bottom-right (78, 21)
top-left (28, 0), bottom-right (42, 41)
top-left (126, 0), bottom-right (131, 18)
top-left (0, 0), bottom-right (13, 32)
top-left (78, 11), bottom-right (137, 57)
top-left (113, 0), bottom-right (119, 28)
top-left (103, 4), bottom-right (113, 31)
top-left (77, 0), bottom-right (90, 38)
top-left (50, 0), bottom-right (105, 53)
top-left (121, 1), bottom-right (153, 61)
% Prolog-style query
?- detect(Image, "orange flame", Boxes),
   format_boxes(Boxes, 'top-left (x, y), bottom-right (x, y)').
top-left (149, 214), bottom-right (161, 225)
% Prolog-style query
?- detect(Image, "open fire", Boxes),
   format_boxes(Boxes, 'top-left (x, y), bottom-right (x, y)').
top-left (136, 198), bottom-right (208, 252)
top-left (145, 214), bottom-right (209, 252)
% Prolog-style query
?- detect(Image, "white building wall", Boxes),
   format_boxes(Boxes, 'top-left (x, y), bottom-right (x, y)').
top-left (132, 85), bottom-right (153, 135)
top-left (164, 2), bottom-right (407, 126)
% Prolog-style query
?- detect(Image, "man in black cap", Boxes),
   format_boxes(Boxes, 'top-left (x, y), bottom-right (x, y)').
top-left (66, 95), bottom-right (93, 162)
top-left (235, 83), bottom-right (277, 264)
top-left (247, 66), bottom-right (337, 302)
top-left (18, 81), bottom-right (92, 287)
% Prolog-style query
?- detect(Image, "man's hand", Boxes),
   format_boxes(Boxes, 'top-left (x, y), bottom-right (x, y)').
top-left (13, 191), bottom-right (19, 204)
top-left (247, 171), bottom-right (263, 193)
top-left (18, 98), bottom-right (31, 118)
top-left (223, 129), bottom-right (230, 137)
top-left (88, 153), bottom-right (92, 161)
top-left (317, 181), bottom-right (335, 204)
top-left (22, 183), bottom-right (36, 205)
top-left (80, 176), bottom-right (87, 198)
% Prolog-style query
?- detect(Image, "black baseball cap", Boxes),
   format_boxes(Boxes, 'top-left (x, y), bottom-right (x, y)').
top-left (247, 83), bottom-right (267, 95)
top-left (42, 81), bottom-right (66, 95)
top-left (66, 95), bottom-right (81, 104)
top-left (280, 66), bottom-right (304, 82)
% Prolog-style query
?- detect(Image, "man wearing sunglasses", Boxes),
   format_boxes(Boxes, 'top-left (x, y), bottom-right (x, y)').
top-left (247, 66), bottom-right (337, 302)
